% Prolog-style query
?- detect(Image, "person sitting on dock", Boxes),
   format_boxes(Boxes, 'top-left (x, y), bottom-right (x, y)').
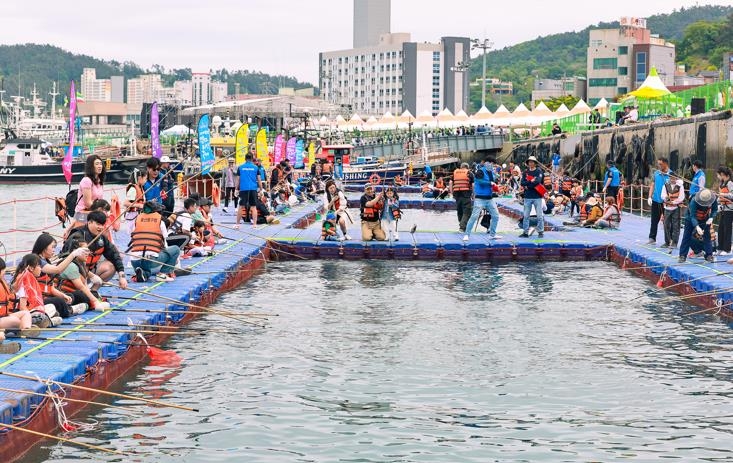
top-left (197, 197), bottom-right (224, 247)
top-left (123, 166), bottom-right (148, 233)
top-left (580, 196), bottom-right (604, 227)
top-left (660, 172), bottom-right (685, 249)
top-left (183, 220), bottom-right (213, 258)
top-left (679, 189), bottom-right (718, 263)
top-left (0, 257), bottom-right (30, 354)
top-left (593, 197), bottom-right (622, 229)
top-left (56, 237), bottom-right (110, 311)
top-left (165, 197), bottom-right (197, 249)
top-left (360, 184), bottom-right (386, 241)
top-left (12, 253), bottom-right (64, 327)
top-left (65, 211), bottom-right (128, 289)
top-left (254, 191), bottom-right (280, 225)
top-left (324, 180), bottom-right (351, 240)
top-left (127, 201), bottom-right (181, 283)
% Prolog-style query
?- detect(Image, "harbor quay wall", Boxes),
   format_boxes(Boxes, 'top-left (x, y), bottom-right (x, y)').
top-left (510, 111), bottom-right (733, 185)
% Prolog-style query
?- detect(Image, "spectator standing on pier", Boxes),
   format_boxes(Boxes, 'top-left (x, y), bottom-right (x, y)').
top-left (222, 159), bottom-right (237, 213)
top-left (551, 152), bottom-right (561, 175)
top-left (678, 189), bottom-right (717, 263)
top-left (716, 166), bottom-right (733, 255)
top-left (450, 163), bottom-right (474, 233)
top-left (159, 156), bottom-right (176, 215)
top-left (519, 156), bottom-right (545, 238)
top-left (72, 155), bottom-right (106, 229)
top-left (235, 154), bottom-right (259, 228)
top-left (660, 172), bottom-right (685, 249)
top-left (602, 160), bottom-right (622, 200)
top-left (647, 157), bottom-right (672, 245)
top-left (689, 160), bottom-right (706, 198)
top-left (551, 123), bottom-right (562, 135)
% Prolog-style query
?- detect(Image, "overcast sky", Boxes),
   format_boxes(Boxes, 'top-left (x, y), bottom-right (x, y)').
top-left (4, 0), bottom-right (730, 84)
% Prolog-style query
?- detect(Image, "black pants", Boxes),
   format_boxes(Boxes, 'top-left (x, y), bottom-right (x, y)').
top-left (719, 210), bottom-right (733, 252)
top-left (662, 207), bottom-right (681, 247)
top-left (606, 186), bottom-right (619, 200)
top-left (44, 296), bottom-right (72, 318)
top-left (224, 187), bottom-right (236, 208)
top-left (649, 201), bottom-right (664, 240)
top-left (454, 193), bottom-right (473, 232)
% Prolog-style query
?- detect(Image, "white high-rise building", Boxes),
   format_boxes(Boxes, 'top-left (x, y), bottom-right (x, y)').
top-left (140, 74), bottom-right (163, 103)
top-left (80, 68), bottom-right (111, 102)
top-left (192, 73), bottom-right (211, 106)
top-left (353, 0), bottom-right (391, 48)
top-left (210, 82), bottom-right (228, 104)
top-left (126, 78), bottom-right (144, 105)
top-left (174, 81), bottom-right (193, 106)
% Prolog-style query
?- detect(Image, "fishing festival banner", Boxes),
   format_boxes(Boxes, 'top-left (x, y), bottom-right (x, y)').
top-left (198, 114), bottom-right (215, 175)
top-left (255, 128), bottom-right (270, 168)
top-left (273, 134), bottom-right (284, 164)
top-left (151, 101), bottom-right (162, 158)
top-left (285, 137), bottom-right (297, 166)
top-left (62, 81), bottom-right (76, 184)
top-left (306, 141), bottom-right (315, 169)
top-left (295, 138), bottom-right (305, 168)
top-left (234, 123), bottom-right (249, 166)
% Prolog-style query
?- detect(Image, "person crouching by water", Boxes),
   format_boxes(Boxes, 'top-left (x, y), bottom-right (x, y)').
top-left (679, 189), bottom-right (718, 263)
top-left (660, 172), bottom-right (685, 249)
top-left (127, 201), bottom-right (182, 283)
top-left (360, 183), bottom-right (386, 241)
top-left (593, 196), bottom-right (621, 229)
top-left (324, 180), bottom-right (351, 240)
top-left (65, 211), bottom-right (128, 289)
top-left (464, 157), bottom-right (501, 241)
top-left (381, 186), bottom-right (401, 241)
top-left (321, 212), bottom-right (340, 241)
top-left (519, 156), bottom-right (545, 238)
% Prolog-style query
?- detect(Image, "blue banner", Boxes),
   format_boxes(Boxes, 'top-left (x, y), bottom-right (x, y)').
top-left (295, 138), bottom-right (305, 168)
top-left (198, 114), bottom-right (215, 174)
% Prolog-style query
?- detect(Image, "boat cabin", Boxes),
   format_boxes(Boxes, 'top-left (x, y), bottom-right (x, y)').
top-left (0, 137), bottom-right (56, 167)
top-left (317, 144), bottom-right (353, 166)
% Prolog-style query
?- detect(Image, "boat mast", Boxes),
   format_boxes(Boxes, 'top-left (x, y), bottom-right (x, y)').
top-left (30, 83), bottom-right (39, 117)
top-left (49, 82), bottom-right (59, 119)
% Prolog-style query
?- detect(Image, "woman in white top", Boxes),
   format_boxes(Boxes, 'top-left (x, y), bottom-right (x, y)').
top-left (323, 180), bottom-right (351, 240)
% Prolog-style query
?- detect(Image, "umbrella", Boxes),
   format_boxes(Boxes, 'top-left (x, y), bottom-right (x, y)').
top-left (629, 67), bottom-right (671, 99)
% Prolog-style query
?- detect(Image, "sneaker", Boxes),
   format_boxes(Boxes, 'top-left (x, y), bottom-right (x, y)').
top-left (70, 303), bottom-right (88, 315)
top-left (458, 229), bottom-right (465, 234)
top-left (344, 234), bottom-right (352, 240)
top-left (94, 301), bottom-right (111, 310)
top-left (222, 208), bottom-right (228, 214)
top-left (489, 234), bottom-right (502, 240)
top-left (233, 224), bottom-right (240, 230)
top-left (50, 316), bottom-right (63, 327)
top-left (462, 235), bottom-right (469, 242)
top-left (660, 243), bottom-right (670, 249)
top-left (20, 326), bottom-right (41, 338)
top-left (174, 267), bottom-right (192, 277)
top-left (678, 256), bottom-right (687, 263)
top-left (538, 232), bottom-right (544, 238)
top-left (519, 233), bottom-right (530, 238)
top-left (393, 234), bottom-right (400, 241)
top-left (0, 342), bottom-right (21, 354)
top-left (705, 255), bottom-right (715, 263)
top-left (155, 273), bottom-right (175, 282)
top-left (646, 239), bottom-right (656, 245)
top-left (719, 251), bottom-right (730, 256)
top-left (272, 218), bottom-right (281, 224)
top-left (527, 226), bottom-right (537, 236)
top-left (134, 267), bottom-right (146, 283)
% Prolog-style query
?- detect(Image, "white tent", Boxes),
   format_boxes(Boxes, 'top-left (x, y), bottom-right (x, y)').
top-left (436, 108), bottom-right (456, 124)
top-left (492, 104), bottom-right (512, 126)
top-left (570, 99), bottom-right (592, 115)
top-left (454, 109), bottom-right (469, 122)
top-left (334, 114), bottom-right (347, 127)
top-left (527, 102), bottom-right (554, 126)
top-left (470, 106), bottom-right (493, 126)
top-left (593, 98), bottom-right (609, 114)
top-left (396, 110), bottom-right (414, 124)
top-left (365, 116), bottom-right (378, 126)
top-left (415, 110), bottom-right (436, 127)
top-left (161, 124), bottom-right (193, 136)
top-left (318, 115), bottom-right (330, 126)
top-left (554, 103), bottom-right (570, 118)
top-left (510, 103), bottom-right (531, 125)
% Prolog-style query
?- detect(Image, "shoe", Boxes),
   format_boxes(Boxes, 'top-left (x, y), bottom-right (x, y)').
top-left (134, 267), bottom-right (146, 283)
top-left (94, 301), bottom-right (111, 310)
top-left (538, 232), bottom-right (544, 238)
top-left (647, 239), bottom-right (656, 245)
top-left (519, 233), bottom-right (530, 238)
top-left (462, 234), bottom-right (469, 242)
top-left (678, 256), bottom-right (687, 263)
top-left (50, 317), bottom-right (63, 327)
top-left (33, 315), bottom-right (51, 329)
top-left (20, 326), bottom-right (41, 338)
top-left (174, 267), bottom-right (192, 277)
top-left (344, 234), bottom-right (352, 240)
top-left (393, 234), bottom-right (399, 241)
top-left (0, 342), bottom-right (21, 354)
top-left (233, 224), bottom-right (240, 230)
top-left (705, 255), bottom-right (715, 263)
top-left (527, 226), bottom-right (537, 236)
top-left (458, 229), bottom-right (465, 234)
top-left (222, 208), bottom-right (228, 214)
top-left (719, 251), bottom-right (730, 256)
top-left (273, 218), bottom-right (281, 224)
top-left (489, 234), bottom-right (502, 240)
top-left (155, 273), bottom-right (175, 282)
top-left (70, 303), bottom-right (88, 315)
top-left (660, 243), bottom-right (670, 249)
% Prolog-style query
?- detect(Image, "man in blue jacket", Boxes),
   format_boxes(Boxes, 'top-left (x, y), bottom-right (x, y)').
top-left (463, 158), bottom-right (501, 240)
top-left (520, 156), bottom-right (545, 238)
top-left (602, 160), bottom-right (621, 200)
top-left (235, 154), bottom-right (260, 228)
top-left (679, 188), bottom-right (717, 263)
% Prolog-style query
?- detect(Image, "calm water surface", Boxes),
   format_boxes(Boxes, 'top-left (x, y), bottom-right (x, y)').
top-left (18, 260), bottom-right (733, 462)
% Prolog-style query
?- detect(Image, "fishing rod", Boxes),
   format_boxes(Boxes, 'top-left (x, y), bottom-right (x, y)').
top-left (93, 302), bottom-right (275, 318)
top-left (628, 270), bottom-right (733, 301)
top-left (0, 371), bottom-right (199, 412)
top-left (0, 386), bottom-right (142, 414)
top-left (0, 422), bottom-right (124, 455)
top-left (68, 320), bottom-right (249, 334)
top-left (654, 285), bottom-right (733, 303)
top-left (102, 282), bottom-right (265, 327)
top-left (4, 327), bottom-right (206, 336)
top-left (16, 333), bottom-right (167, 348)
top-left (209, 222), bottom-right (307, 260)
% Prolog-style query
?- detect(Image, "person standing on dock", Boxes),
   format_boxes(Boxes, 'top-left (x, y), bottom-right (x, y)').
top-left (159, 155), bottom-right (176, 215)
top-left (519, 156), bottom-right (545, 238)
top-left (602, 160), bottom-right (622, 201)
top-left (660, 172), bottom-right (685, 249)
top-left (678, 189), bottom-right (718, 263)
top-left (463, 157), bottom-right (501, 241)
top-left (69, 155), bottom-right (106, 232)
top-left (235, 154), bottom-right (259, 228)
top-left (689, 160), bottom-right (706, 198)
top-left (450, 163), bottom-right (474, 233)
top-left (360, 183), bottom-right (386, 241)
top-left (647, 157), bottom-right (672, 245)
top-left (715, 166), bottom-right (733, 255)
top-left (222, 159), bottom-right (238, 214)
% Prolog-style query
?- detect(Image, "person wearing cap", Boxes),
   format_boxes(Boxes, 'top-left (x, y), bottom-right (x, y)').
top-left (159, 155), bottom-right (176, 214)
top-left (128, 201), bottom-right (182, 283)
top-left (449, 162), bottom-right (474, 233)
top-left (602, 160), bottom-right (622, 201)
top-left (647, 157), bottom-right (672, 245)
top-left (678, 188), bottom-right (718, 263)
top-left (660, 171), bottom-right (685, 249)
top-left (463, 157), bottom-right (501, 241)
top-left (519, 156), bottom-right (545, 238)
top-left (360, 183), bottom-right (386, 241)
top-left (222, 158), bottom-right (238, 214)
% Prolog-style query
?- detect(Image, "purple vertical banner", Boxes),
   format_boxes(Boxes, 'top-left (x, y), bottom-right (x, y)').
top-left (273, 134), bottom-right (284, 163)
top-left (62, 81), bottom-right (76, 185)
top-left (286, 137), bottom-right (297, 165)
top-left (151, 101), bottom-right (162, 158)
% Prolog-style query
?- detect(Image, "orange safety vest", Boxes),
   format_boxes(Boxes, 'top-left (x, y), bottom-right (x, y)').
top-left (695, 205), bottom-right (712, 222)
top-left (0, 280), bottom-right (17, 317)
top-left (578, 204), bottom-right (588, 221)
top-left (665, 182), bottom-right (681, 203)
top-left (435, 178), bottom-right (445, 189)
top-left (720, 184), bottom-right (732, 205)
top-left (604, 205), bottom-right (621, 227)
top-left (561, 178), bottom-right (572, 192)
top-left (126, 183), bottom-right (145, 211)
top-left (570, 186), bottom-right (582, 200)
top-left (452, 169), bottom-right (471, 192)
top-left (129, 212), bottom-right (165, 255)
top-left (421, 183), bottom-right (431, 193)
top-left (361, 197), bottom-right (383, 221)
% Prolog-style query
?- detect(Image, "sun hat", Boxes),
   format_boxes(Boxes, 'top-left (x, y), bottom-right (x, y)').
top-left (694, 189), bottom-right (717, 207)
top-left (525, 156), bottom-right (538, 165)
top-left (159, 155), bottom-right (172, 163)
top-left (586, 196), bottom-right (599, 206)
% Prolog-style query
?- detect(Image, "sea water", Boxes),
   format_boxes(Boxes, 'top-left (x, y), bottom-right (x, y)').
top-left (20, 260), bottom-right (733, 462)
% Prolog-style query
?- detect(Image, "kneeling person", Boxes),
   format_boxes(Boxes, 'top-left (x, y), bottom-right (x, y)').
top-left (360, 184), bottom-right (386, 241)
top-left (128, 201), bottom-right (182, 282)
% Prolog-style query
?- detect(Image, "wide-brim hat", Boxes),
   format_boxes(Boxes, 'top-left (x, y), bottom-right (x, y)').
top-left (586, 196), bottom-right (599, 206)
top-left (695, 189), bottom-right (717, 207)
top-left (525, 156), bottom-right (538, 165)
top-left (159, 155), bottom-right (172, 163)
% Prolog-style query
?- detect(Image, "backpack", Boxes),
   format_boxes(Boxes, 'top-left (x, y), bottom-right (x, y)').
top-left (54, 189), bottom-right (80, 228)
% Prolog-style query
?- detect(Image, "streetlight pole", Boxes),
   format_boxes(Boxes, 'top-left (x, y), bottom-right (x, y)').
top-left (449, 61), bottom-right (470, 112)
top-left (471, 38), bottom-right (493, 109)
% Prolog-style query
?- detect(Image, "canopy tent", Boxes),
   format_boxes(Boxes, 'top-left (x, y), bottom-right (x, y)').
top-left (526, 102), bottom-right (554, 126)
top-left (554, 103), bottom-right (570, 117)
top-left (318, 115), bottom-right (330, 126)
top-left (161, 124), bottom-right (193, 136)
top-left (345, 113), bottom-right (364, 126)
top-left (509, 103), bottom-right (531, 125)
top-left (491, 104), bottom-right (512, 126)
top-left (415, 110), bottom-right (436, 127)
top-left (454, 109), bottom-right (469, 122)
top-left (333, 114), bottom-right (347, 127)
top-left (365, 116), bottom-right (378, 126)
top-left (570, 99), bottom-right (592, 115)
top-left (629, 67), bottom-right (671, 99)
top-left (593, 98), bottom-right (610, 114)
top-left (470, 106), bottom-right (493, 125)
top-left (396, 110), bottom-right (415, 124)
top-left (436, 108), bottom-right (456, 124)
top-left (378, 111), bottom-right (396, 124)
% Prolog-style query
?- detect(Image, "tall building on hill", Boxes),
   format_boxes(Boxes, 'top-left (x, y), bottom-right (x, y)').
top-left (586, 17), bottom-right (675, 106)
top-left (354, 0), bottom-right (391, 48)
top-left (319, 33), bottom-right (470, 117)
top-left (80, 68), bottom-right (111, 102)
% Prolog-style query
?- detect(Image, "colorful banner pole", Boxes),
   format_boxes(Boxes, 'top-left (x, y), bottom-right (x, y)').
top-left (151, 101), bottom-right (162, 158)
top-left (273, 134), bottom-right (284, 164)
top-left (234, 123), bottom-right (249, 166)
top-left (285, 137), bottom-right (297, 166)
top-left (295, 138), bottom-right (305, 168)
top-left (306, 141), bottom-right (315, 170)
top-left (255, 128), bottom-right (270, 168)
top-left (62, 81), bottom-right (76, 185)
top-left (198, 114), bottom-right (215, 175)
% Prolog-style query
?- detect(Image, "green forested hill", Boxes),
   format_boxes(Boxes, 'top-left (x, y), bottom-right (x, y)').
top-left (0, 44), bottom-right (314, 106)
top-left (467, 5), bottom-right (733, 111)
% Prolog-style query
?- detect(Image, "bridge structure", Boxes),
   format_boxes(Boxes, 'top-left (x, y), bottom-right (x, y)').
top-left (351, 134), bottom-right (504, 160)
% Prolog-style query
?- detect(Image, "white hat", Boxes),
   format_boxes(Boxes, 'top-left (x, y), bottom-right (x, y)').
top-left (695, 189), bottom-right (717, 207)
top-left (525, 156), bottom-right (538, 165)
top-left (159, 155), bottom-right (172, 163)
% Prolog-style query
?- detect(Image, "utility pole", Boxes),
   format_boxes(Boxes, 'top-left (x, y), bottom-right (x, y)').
top-left (49, 81), bottom-right (59, 119)
top-left (471, 38), bottom-right (493, 109)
